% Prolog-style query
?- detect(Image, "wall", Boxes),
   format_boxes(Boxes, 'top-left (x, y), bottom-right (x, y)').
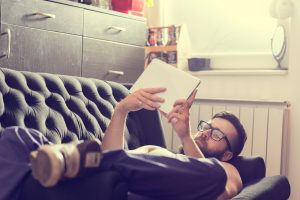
top-left (146, 0), bottom-right (281, 70)
top-left (198, 3), bottom-right (300, 199)
top-left (146, 1), bottom-right (300, 199)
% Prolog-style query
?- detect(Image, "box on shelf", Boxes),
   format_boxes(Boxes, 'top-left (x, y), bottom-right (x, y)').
top-left (188, 58), bottom-right (211, 71)
top-left (111, 0), bottom-right (144, 16)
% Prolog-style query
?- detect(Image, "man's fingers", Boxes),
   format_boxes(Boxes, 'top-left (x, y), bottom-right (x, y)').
top-left (135, 94), bottom-right (163, 109)
top-left (167, 112), bottom-right (184, 123)
top-left (172, 89), bottom-right (198, 110)
top-left (167, 105), bottom-right (182, 117)
top-left (173, 99), bottom-right (186, 107)
top-left (138, 99), bottom-right (160, 111)
top-left (140, 90), bottom-right (165, 103)
top-left (187, 88), bottom-right (198, 106)
top-left (142, 87), bottom-right (166, 94)
top-left (132, 88), bottom-right (166, 109)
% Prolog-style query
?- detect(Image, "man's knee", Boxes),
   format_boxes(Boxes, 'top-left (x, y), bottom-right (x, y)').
top-left (3, 126), bottom-right (39, 137)
top-left (3, 126), bottom-right (20, 135)
top-left (1, 126), bottom-right (48, 151)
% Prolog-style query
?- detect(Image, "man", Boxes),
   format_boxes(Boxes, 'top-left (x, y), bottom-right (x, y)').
top-left (0, 87), bottom-right (247, 200)
top-left (116, 87), bottom-right (246, 200)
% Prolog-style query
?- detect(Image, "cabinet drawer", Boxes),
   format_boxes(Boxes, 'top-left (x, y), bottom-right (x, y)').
top-left (84, 10), bottom-right (146, 46)
top-left (82, 38), bottom-right (144, 83)
top-left (0, 24), bottom-right (82, 76)
top-left (1, 0), bottom-right (83, 35)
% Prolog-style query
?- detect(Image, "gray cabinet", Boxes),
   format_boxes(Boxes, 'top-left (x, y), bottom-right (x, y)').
top-left (0, 0), bottom-right (146, 83)
top-left (82, 9), bottom-right (146, 83)
top-left (83, 10), bottom-right (146, 46)
top-left (82, 38), bottom-right (144, 83)
top-left (0, 24), bottom-right (82, 75)
top-left (0, 0), bottom-right (83, 75)
top-left (1, 0), bottom-right (83, 35)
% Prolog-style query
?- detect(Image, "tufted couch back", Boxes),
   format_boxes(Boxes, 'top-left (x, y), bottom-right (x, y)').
top-left (0, 67), bottom-right (165, 149)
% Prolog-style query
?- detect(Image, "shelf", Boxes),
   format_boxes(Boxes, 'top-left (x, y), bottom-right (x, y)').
top-left (144, 24), bottom-right (190, 69)
top-left (188, 69), bottom-right (288, 76)
top-left (145, 45), bottom-right (177, 53)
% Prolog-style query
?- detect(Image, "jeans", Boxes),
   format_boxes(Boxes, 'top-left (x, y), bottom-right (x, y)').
top-left (0, 127), bottom-right (226, 200)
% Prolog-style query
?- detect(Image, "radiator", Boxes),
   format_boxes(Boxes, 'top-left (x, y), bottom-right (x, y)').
top-left (160, 98), bottom-right (290, 177)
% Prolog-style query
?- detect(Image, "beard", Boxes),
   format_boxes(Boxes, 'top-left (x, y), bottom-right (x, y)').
top-left (199, 146), bottom-right (226, 160)
top-left (195, 135), bottom-right (226, 160)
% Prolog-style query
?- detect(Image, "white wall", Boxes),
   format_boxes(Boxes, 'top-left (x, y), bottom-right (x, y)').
top-left (146, 1), bottom-right (300, 199)
top-left (161, 0), bottom-right (275, 54)
top-left (198, 3), bottom-right (300, 199)
top-left (146, 0), bottom-right (281, 69)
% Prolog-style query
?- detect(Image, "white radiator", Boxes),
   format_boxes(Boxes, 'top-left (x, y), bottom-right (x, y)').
top-left (160, 98), bottom-right (290, 177)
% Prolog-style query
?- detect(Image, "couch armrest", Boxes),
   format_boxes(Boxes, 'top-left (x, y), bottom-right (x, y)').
top-left (20, 170), bottom-right (128, 200)
top-left (229, 156), bottom-right (266, 184)
top-left (231, 175), bottom-right (290, 200)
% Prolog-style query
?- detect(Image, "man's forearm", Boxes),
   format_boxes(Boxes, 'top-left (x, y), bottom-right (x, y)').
top-left (101, 105), bottom-right (128, 151)
top-left (181, 135), bottom-right (205, 158)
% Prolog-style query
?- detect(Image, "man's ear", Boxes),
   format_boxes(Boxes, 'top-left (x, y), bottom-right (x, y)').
top-left (221, 151), bottom-right (233, 162)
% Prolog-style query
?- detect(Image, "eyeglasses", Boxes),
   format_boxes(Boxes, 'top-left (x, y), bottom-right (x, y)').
top-left (197, 120), bottom-right (232, 152)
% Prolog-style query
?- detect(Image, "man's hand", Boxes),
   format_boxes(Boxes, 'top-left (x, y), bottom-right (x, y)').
top-left (116, 87), bottom-right (166, 114)
top-left (166, 89), bottom-right (197, 140)
top-left (102, 87), bottom-right (166, 151)
top-left (166, 89), bottom-right (204, 158)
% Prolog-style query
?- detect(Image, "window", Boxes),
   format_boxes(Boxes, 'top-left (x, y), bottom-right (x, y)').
top-left (159, 0), bottom-right (285, 70)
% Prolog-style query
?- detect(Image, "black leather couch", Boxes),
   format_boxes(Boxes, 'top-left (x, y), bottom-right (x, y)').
top-left (0, 67), bottom-right (290, 200)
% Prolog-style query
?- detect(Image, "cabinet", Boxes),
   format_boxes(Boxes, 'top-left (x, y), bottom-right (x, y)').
top-left (145, 24), bottom-right (191, 70)
top-left (0, 0), bottom-right (83, 76)
top-left (82, 8), bottom-right (145, 83)
top-left (0, 0), bottom-right (146, 83)
top-left (0, 24), bottom-right (82, 75)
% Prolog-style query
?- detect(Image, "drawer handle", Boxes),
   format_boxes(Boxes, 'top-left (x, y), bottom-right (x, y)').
top-left (34, 12), bottom-right (56, 19)
top-left (108, 26), bottom-right (126, 32)
top-left (0, 29), bottom-right (11, 59)
top-left (108, 70), bottom-right (124, 76)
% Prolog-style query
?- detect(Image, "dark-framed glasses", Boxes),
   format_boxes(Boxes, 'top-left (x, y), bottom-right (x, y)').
top-left (197, 120), bottom-right (232, 152)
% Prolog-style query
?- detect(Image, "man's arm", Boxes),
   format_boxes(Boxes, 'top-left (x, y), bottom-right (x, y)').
top-left (101, 104), bottom-right (128, 151)
top-left (180, 135), bottom-right (205, 158)
top-left (101, 88), bottom-right (166, 151)
top-left (217, 162), bottom-right (243, 200)
top-left (166, 89), bottom-right (204, 158)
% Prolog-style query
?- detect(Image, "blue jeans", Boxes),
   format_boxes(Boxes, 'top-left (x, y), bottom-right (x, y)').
top-left (0, 127), bottom-right (226, 200)
top-left (0, 127), bottom-right (52, 200)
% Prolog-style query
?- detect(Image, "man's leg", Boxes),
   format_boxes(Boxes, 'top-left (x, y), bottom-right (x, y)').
top-left (30, 139), bottom-right (102, 187)
top-left (100, 150), bottom-right (227, 200)
top-left (0, 126), bottom-right (51, 200)
top-left (28, 139), bottom-right (226, 200)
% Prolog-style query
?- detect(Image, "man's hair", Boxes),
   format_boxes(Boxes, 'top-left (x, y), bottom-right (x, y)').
top-left (212, 111), bottom-right (247, 159)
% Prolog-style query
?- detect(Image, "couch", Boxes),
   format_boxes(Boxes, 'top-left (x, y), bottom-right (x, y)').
top-left (0, 67), bottom-right (290, 200)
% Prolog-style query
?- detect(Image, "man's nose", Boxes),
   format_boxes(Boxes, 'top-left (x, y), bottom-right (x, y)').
top-left (201, 129), bottom-right (211, 138)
